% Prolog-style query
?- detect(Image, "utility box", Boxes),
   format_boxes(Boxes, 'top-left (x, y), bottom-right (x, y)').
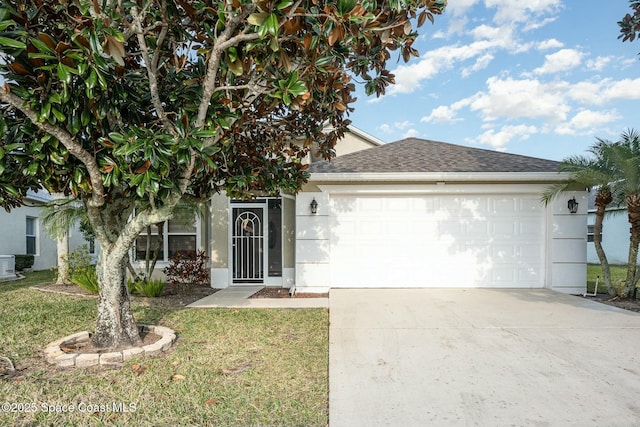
top-left (0, 255), bottom-right (16, 280)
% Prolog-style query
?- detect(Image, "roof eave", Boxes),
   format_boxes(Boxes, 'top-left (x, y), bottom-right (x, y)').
top-left (309, 171), bottom-right (572, 183)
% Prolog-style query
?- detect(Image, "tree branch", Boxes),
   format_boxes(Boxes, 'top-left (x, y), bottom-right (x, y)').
top-left (130, 2), bottom-right (178, 138)
top-left (0, 87), bottom-right (106, 208)
top-left (196, 6), bottom-right (258, 127)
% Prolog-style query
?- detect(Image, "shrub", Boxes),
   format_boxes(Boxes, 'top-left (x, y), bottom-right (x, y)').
top-left (72, 267), bottom-right (100, 294)
top-left (14, 254), bottom-right (34, 271)
top-left (130, 279), bottom-right (165, 297)
top-left (66, 245), bottom-right (99, 294)
top-left (164, 250), bottom-right (209, 292)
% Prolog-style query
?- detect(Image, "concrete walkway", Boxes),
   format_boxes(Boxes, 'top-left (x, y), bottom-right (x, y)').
top-left (330, 288), bottom-right (640, 427)
top-left (187, 286), bottom-right (329, 308)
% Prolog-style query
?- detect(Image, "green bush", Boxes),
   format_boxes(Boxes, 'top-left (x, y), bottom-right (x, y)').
top-left (129, 279), bottom-right (165, 297)
top-left (66, 245), bottom-right (99, 294)
top-left (72, 267), bottom-right (100, 294)
top-left (14, 254), bottom-right (34, 271)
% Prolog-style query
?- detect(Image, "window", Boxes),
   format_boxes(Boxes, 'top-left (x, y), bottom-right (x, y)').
top-left (587, 224), bottom-right (597, 243)
top-left (26, 217), bottom-right (37, 255)
top-left (135, 210), bottom-right (199, 262)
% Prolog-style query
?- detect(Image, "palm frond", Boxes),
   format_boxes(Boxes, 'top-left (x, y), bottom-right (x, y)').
top-left (40, 196), bottom-right (87, 239)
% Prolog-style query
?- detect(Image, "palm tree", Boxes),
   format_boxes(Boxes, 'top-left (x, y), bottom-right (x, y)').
top-left (605, 129), bottom-right (640, 297)
top-left (543, 139), bottom-right (617, 295)
top-left (41, 195), bottom-right (89, 285)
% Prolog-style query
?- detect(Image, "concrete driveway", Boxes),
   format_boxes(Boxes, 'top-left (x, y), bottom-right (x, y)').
top-left (329, 289), bottom-right (640, 427)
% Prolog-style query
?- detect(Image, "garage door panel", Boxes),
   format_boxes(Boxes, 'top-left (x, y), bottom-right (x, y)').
top-left (329, 194), bottom-right (545, 288)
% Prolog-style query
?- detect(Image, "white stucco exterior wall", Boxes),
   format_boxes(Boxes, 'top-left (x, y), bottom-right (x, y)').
top-left (0, 204), bottom-right (57, 271)
top-left (295, 191), bottom-right (330, 292)
top-left (587, 209), bottom-right (629, 265)
top-left (548, 191), bottom-right (588, 294)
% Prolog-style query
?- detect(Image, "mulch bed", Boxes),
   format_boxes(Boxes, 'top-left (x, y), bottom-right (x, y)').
top-left (32, 284), bottom-right (219, 308)
top-left (584, 293), bottom-right (640, 312)
top-left (250, 287), bottom-right (328, 299)
top-left (61, 331), bottom-right (162, 355)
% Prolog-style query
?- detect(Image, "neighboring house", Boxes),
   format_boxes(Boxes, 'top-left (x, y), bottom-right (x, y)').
top-left (209, 135), bottom-right (587, 295)
top-left (0, 190), bottom-right (94, 271)
top-left (586, 193), bottom-right (628, 265)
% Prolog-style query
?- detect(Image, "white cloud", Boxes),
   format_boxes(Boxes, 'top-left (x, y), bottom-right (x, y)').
top-left (377, 124), bottom-right (393, 134)
top-left (474, 124), bottom-right (538, 150)
top-left (468, 77), bottom-right (570, 123)
top-left (427, 75), bottom-right (640, 143)
top-left (470, 24), bottom-right (503, 41)
top-left (601, 78), bottom-right (640, 101)
top-left (377, 121), bottom-right (416, 135)
top-left (421, 106), bottom-right (459, 124)
top-left (485, 0), bottom-right (562, 25)
top-left (569, 77), bottom-right (640, 105)
top-left (555, 110), bottom-right (621, 135)
top-left (461, 53), bottom-right (494, 77)
top-left (404, 129), bottom-right (420, 138)
top-left (534, 49), bottom-right (583, 75)
top-left (394, 120), bottom-right (412, 130)
top-left (447, 0), bottom-right (480, 16)
top-left (537, 38), bottom-right (564, 50)
top-left (586, 56), bottom-right (612, 71)
top-left (389, 37), bottom-right (512, 94)
top-left (421, 98), bottom-right (474, 124)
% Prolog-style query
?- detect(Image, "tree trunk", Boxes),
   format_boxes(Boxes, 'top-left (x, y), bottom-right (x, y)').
top-left (93, 249), bottom-right (141, 349)
top-left (623, 194), bottom-right (640, 297)
top-left (55, 232), bottom-right (71, 285)
top-left (594, 190), bottom-right (614, 295)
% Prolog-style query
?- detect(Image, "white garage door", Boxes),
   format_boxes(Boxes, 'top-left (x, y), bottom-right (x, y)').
top-left (329, 194), bottom-right (546, 288)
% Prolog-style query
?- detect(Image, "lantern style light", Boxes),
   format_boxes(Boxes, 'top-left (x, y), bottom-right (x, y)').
top-left (567, 197), bottom-right (579, 214)
top-left (310, 198), bottom-right (318, 214)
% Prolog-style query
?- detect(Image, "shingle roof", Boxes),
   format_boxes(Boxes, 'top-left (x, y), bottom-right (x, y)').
top-left (309, 138), bottom-right (560, 173)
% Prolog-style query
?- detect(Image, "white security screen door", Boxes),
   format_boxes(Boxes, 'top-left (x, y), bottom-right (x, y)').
top-left (232, 205), bottom-right (265, 283)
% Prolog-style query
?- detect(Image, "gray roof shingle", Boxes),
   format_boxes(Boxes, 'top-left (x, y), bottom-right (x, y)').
top-left (309, 138), bottom-right (560, 174)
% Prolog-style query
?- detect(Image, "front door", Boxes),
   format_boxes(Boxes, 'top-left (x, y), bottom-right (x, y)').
top-left (230, 199), bottom-right (283, 285)
top-left (231, 204), bottom-right (265, 283)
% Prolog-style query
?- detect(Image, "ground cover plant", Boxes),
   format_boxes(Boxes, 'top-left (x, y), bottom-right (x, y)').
top-left (0, 271), bottom-right (329, 426)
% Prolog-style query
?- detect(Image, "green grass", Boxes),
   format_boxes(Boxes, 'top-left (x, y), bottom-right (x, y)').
top-left (0, 271), bottom-right (329, 426)
top-left (587, 263), bottom-right (629, 294)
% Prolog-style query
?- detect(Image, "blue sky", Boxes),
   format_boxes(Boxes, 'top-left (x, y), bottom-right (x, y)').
top-left (349, 0), bottom-right (640, 161)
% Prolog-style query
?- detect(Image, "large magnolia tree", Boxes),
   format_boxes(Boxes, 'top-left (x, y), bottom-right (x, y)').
top-left (0, 0), bottom-right (446, 349)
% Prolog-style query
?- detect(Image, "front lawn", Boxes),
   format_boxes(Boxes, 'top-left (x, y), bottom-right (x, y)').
top-left (587, 263), bottom-right (629, 294)
top-left (0, 271), bottom-right (329, 426)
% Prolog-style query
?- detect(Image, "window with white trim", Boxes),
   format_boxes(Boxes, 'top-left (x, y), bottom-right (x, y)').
top-left (587, 224), bottom-right (597, 243)
top-left (26, 217), bottom-right (37, 255)
top-left (134, 210), bottom-right (199, 262)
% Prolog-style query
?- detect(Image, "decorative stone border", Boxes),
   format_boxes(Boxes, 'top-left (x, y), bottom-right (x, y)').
top-left (44, 325), bottom-right (176, 368)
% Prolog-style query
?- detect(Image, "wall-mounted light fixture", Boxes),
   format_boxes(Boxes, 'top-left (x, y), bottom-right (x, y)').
top-left (310, 198), bottom-right (318, 214)
top-left (567, 197), bottom-right (579, 214)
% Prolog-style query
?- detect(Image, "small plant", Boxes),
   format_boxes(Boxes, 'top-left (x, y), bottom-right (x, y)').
top-left (66, 245), bottom-right (99, 294)
top-left (72, 267), bottom-right (100, 294)
top-left (127, 278), bottom-right (138, 295)
top-left (164, 250), bottom-right (209, 292)
top-left (130, 279), bottom-right (165, 297)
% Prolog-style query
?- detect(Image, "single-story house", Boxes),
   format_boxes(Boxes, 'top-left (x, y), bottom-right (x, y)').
top-left (206, 134), bottom-right (587, 294)
top-left (0, 190), bottom-right (95, 272)
top-left (586, 193), bottom-right (628, 265)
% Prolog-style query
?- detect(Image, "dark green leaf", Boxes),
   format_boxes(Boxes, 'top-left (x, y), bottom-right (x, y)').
top-left (0, 36), bottom-right (26, 49)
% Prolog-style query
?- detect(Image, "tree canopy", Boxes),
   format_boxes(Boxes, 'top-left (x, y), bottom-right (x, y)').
top-left (0, 0), bottom-right (446, 348)
top-left (619, 0), bottom-right (640, 46)
top-left (0, 0), bottom-right (446, 211)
